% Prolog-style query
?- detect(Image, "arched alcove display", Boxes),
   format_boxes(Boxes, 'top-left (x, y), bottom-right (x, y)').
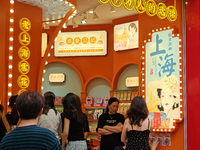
top-left (87, 78), bottom-right (111, 99)
top-left (42, 62), bottom-right (82, 97)
top-left (117, 64), bottom-right (139, 90)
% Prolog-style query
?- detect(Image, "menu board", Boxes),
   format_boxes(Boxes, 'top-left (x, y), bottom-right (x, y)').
top-left (54, 31), bottom-right (107, 57)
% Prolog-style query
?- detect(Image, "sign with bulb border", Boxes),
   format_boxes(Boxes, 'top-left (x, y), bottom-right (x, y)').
top-left (141, 26), bottom-right (184, 132)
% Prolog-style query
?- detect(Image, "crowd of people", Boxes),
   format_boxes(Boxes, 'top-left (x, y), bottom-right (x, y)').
top-left (0, 90), bottom-right (158, 150)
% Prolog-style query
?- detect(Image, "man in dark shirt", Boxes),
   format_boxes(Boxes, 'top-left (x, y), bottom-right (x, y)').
top-left (97, 98), bottom-right (125, 150)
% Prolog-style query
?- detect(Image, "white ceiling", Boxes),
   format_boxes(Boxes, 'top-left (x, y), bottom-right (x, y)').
top-left (71, 0), bottom-right (138, 25)
top-left (17, 0), bottom-right (138, 26)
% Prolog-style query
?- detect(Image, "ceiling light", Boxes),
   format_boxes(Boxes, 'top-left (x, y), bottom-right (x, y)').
top-left (44, 23), bottom-right (50, 29)
top-left (63, 22), bottom-right (67, 29)
top-left (110, 6), bottom-right (116, 13)
top-left (93, 12), bottom-right (99, 20)
top-left (81, 13), bottom-right (87, 24)
top-left (89, 10), bottom-right (94, 14)
top-left (72, 19), bottom-right (78, 28)
top-left (81, 16), bottom-right (87, 24)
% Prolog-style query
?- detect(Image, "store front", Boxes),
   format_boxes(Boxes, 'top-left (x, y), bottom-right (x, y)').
top-left (0, 0), bottom-right (200, 149)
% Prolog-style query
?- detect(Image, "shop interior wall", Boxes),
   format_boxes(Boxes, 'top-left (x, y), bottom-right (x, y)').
top-left (139, 0), bottom-right (184, 150)
top-left (87, 78), bottom-right (111, 100)
top-left (42, 62), bottom-right (82, 97)
top-left (42, 0), bottom-right (184, 148)
top-left (43, 20), bottom-right (140, 95)
top-left (117, 64), bottom-right (139, 90)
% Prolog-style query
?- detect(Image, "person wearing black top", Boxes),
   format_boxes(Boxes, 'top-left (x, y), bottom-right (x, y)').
top-left (62, 93), bottom-right (89, 150)
top-left (0, 95), bottom-right (19, 142)
top-left (0, 104), bottom-right (4, 118)
top-left (97, 97), bottom-right (125, 150)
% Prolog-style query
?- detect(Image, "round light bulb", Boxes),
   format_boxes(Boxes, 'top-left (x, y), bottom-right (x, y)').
top-left (10, 9), bottom-right (14, 13)
top-left (9, 46), bottom-right (13, 50)
top-left (9, 65), bottom-right (12, 69)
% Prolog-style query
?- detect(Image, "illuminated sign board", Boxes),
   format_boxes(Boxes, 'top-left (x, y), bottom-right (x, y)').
top-left (54, 31), bottom-right (107, 57)
top-left (49, 73), bottom-right (65, 83)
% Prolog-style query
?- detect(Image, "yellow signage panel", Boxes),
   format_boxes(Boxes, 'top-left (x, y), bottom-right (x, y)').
top-left (126, 77), bottom-right (139, 87)
top-left (54, 31), bottom-right (107, 57)
top-left (49, 73), bottom-right (65, 83)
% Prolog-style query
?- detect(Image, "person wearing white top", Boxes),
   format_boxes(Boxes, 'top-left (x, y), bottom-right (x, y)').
top-left (38, 91), bottom-right (62, 139)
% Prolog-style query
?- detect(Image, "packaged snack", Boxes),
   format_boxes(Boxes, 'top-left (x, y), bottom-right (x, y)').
top-left (149, 133), bottom-right (157, 146)
top-left (123, 104), bottom-right (128, 115)
top-left (86, 110), bottom-right (94, 119)
top-left (94, 97), bottom-right (103, 106)
top-left (163, 133), bottom-right (171, 146)
top-left (158, 134), bottom-right (164, 146)
top-left (123, 91), bottom-right (128, 101)
top-left (55, 96), bottom-right (61, 103)
top-left (103, 96), bottom-right (109, 106)
top-left (116, 91), bottom-right (121, 100)
top-left (120, 91), bottom-right (124, 101)
top-left (85, 97), bottom-right (94, 107)
top-left (127, 90), bottom-right (131, 101)
top-left (113, 91), bottom-right (117, 98)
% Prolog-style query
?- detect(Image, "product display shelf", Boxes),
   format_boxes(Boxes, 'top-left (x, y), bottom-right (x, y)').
top-left (88, 119), bottom-right (98, 122)
top-left (89, 132), bottom-right (98, 135)
top-left (55, 102), bottom-right (62, 105)
top-left (85, 106), bottom-right (106, 109)
top-left (119, 101), bottom-right (132, 103)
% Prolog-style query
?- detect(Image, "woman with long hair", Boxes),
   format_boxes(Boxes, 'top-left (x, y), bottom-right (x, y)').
top-left (121, 96), bottom-right (152, 150)
top-left (61, 93), bottom-right (89, 150)
top-left (38, 91), bottom-right (62, 139)
top-left (97, 97), bottom-right (125, 150)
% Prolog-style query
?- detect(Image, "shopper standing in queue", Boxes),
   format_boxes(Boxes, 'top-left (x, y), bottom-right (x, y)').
top-left (0, 104), bottom-right (4, 118)
top-left (97, 97), bottom-right (125, 150)
top-left (0, 95), bottom-right (19, 142)
top-left (121, 96), bottom-right (152, 150)
top-left (38, 91), bottom-right (62, 139)
top-left (61, 93), bottom-right (89, 150)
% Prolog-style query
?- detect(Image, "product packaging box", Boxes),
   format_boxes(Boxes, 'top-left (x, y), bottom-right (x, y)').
top-left (84, 97), bottom-right (94, 107)
top-left (103, 96), bottom-right (109, 106)
top-left (94, 97), bottom-right (103, 106)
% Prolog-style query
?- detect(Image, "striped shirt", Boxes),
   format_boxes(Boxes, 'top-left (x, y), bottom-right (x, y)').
top-left (0, 125), bottom-right (62, 150)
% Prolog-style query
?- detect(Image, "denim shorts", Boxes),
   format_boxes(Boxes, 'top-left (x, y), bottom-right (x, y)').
top-left (66, 140), bottom-right (87, 150)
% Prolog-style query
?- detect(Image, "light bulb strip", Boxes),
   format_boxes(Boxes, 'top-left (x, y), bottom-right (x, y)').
top-left (7, 0), bottom-right (15, 99)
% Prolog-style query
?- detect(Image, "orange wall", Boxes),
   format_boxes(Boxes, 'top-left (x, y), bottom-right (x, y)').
top-left (0, 0), bottom-right (42, 111)
top-left (0, 0), bottom-right (9, 108)
top-left (46, 24), bottom-right (115, 83)
top-left (12, 2), bottom-right (43, 94)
